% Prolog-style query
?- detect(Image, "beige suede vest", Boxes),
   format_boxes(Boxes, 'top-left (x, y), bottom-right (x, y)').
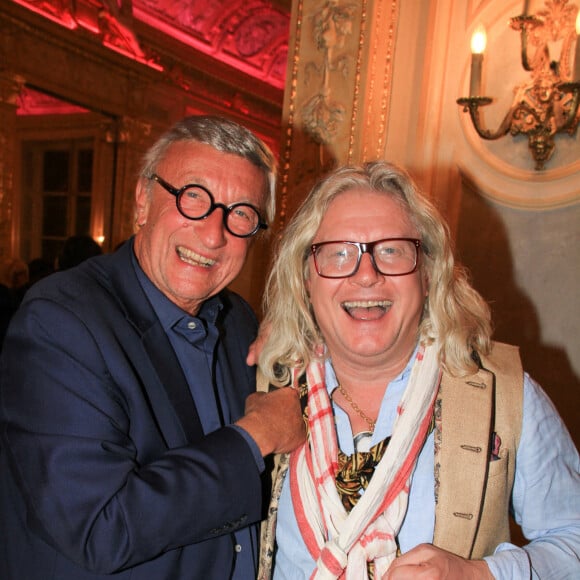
top-left (257, 341), bottom-right (524, 577)
top-left (434, 341), bottom-right (523, 559)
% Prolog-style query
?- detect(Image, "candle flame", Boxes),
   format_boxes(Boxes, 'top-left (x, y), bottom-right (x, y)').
top-left (471, 25), bottom-right (487, 54)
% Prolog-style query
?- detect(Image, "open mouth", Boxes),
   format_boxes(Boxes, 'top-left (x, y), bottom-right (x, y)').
top-left (176, 246), bottom-right (215, 268)
top-left (341, 299), bottom-right (392, 320)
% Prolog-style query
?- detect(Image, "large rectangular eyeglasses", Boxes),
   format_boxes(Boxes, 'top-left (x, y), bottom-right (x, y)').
top-left (310, 238), bottom-right (422, 278)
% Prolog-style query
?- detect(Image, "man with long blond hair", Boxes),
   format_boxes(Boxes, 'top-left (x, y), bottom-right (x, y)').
top-left (258, 160), bottom-right (579, 579)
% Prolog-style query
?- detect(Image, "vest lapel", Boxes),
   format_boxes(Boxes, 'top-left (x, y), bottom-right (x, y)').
top-left (433, 367), bottom-right (495, 558)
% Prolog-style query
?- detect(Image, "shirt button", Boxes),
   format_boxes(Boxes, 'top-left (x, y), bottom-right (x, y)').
top-left (187, 321), bottom-right (197, 330)
top-left (234, 544), bottom-right (242, 553)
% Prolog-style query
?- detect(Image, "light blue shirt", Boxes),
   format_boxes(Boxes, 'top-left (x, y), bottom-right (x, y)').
top-left (273, 356), bottom-right (580, 579)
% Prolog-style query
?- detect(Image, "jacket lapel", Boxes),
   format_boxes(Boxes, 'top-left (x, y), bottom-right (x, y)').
top-left (140, 323), bottom-right (204, 444)
top-left (108, 240), bottom-right (204, 447)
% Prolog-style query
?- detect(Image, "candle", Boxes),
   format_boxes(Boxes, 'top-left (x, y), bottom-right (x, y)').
top-left (470, 25), bottom-right (487, 96)
top-left (574, 12), bottom-right (580, 81)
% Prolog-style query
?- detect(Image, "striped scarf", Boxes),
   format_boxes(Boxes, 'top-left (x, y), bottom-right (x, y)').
top-left (289, 343), bottom-right (441, 579)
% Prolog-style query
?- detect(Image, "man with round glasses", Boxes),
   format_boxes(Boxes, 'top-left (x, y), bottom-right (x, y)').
top-left (0, 116), bottom-right (305, 579)
top-left (147, 173), bottom-right (267, 238)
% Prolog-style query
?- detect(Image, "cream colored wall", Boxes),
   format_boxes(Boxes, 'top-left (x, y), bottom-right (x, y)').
top-left (386, 0), bottom-right (580, 444)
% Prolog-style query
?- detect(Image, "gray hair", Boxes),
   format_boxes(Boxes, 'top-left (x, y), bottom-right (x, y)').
top-left (139, 115), bottom-right (277, 224)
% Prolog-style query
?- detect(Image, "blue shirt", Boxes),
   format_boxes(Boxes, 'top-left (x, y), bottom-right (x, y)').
top-left (274, 355), bottom-right (580, 579)
top-left (134, 257), bottom-right (262, 579)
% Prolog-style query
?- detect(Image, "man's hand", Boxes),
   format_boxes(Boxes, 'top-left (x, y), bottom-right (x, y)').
top-left (235, 387), bottom-right (306, 456)
top-left (383, 544), bottom-right (494, 580)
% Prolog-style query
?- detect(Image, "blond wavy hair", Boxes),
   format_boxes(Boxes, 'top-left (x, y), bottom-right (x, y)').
top-left (259, 161), bottom-right (492, 385)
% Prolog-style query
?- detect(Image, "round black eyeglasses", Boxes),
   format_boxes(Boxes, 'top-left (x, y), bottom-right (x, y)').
top-left (148, 173), bottom-right (268, 238)
top-left (310, 238), bottom-right (422, 278)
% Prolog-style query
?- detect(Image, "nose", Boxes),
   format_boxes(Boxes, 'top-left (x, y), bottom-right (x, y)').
top-left (193, 206), bottom-right (227, 248)
top-left (351, 252), bottom-right (381, 286)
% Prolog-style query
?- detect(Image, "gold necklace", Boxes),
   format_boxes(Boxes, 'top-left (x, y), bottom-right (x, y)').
top-left (337, 384), bottom-right (376, 431)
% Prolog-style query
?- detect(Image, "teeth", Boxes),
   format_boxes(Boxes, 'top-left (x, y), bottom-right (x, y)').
top-left (177, 246), bottom-right (215, 267)
top-left (342, 300), bottom-right (392, 308)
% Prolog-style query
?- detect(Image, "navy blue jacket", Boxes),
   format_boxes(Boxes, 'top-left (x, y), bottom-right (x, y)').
top-left (0, 239), bottom-right (264, 579)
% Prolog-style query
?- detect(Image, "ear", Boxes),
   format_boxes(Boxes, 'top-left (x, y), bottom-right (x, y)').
top-left (134, 180), bottom-right (151, 228)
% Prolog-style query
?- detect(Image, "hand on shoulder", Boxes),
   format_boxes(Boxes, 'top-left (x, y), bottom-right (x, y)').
top-left (235, 387), bottom-right (306, 456)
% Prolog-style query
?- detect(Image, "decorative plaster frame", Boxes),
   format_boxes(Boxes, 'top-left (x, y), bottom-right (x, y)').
top-left (455, 0), bottom-right (580, 210)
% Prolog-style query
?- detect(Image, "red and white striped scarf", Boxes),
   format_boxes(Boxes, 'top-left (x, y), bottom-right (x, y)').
top-left (289, 343), bottom-right (441, 579)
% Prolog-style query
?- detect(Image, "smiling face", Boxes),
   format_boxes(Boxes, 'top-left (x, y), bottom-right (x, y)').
top-left (133, 140), bottom-right (267, 315)
top-left (306, 188), bottom-right (429, 373)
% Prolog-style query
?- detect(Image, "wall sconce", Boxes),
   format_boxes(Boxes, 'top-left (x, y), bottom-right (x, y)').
top-left (457, 0), bottom-right (580, 170)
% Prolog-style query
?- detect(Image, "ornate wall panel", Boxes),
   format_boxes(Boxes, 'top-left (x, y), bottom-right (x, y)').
top-left (277, 0), bottom-right (400, 232)
top-left (134, 0), bottom-right (290, 89)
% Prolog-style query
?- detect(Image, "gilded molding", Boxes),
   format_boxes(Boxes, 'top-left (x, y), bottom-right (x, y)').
top-left (278, 0), bottom-right (400, 230)
top-left (353, 0), bottom-right (398, 162)
top-left (12, 0), bottom-right (156, 65)
top-left (277, 0), bottom-right (304, 230)
top-left (301, 1), bottom-right (357, 145)
top-left (134, 0), bottom-right (290, 88)
top-left (0, 71), bottom-right (23, 259)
